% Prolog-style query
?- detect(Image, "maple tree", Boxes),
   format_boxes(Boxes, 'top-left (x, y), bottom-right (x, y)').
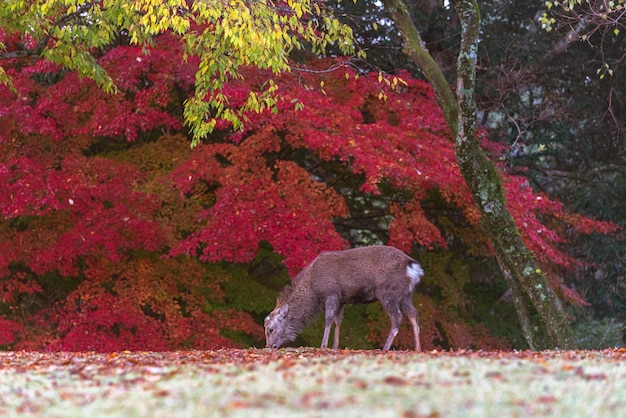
top-left (0, 10), bottom-right (617, 351)
top-left (0, 30), bottom-right (268, 350)
top-left (1, 0), bottom-right (621, 353)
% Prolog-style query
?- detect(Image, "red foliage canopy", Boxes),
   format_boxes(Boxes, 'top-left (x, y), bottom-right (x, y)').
top-left (0, 30), bottom-right (617, 350)
top-left (170, 62), bottom-right (616, 275)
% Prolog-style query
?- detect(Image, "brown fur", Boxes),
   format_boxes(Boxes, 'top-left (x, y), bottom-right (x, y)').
top-left (264, 246), bottom-right (423, 351)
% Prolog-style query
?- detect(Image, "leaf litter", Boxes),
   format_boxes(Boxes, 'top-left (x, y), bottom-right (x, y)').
top-left (1, 348), bottom-right (626, 417)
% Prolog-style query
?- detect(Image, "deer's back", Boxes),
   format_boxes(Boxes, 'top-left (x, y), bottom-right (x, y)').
top-left (306, 246), bottom-right (412, 303)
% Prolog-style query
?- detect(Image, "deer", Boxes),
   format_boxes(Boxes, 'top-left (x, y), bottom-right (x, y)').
top-left (264, 245), bottom-right (423, 351)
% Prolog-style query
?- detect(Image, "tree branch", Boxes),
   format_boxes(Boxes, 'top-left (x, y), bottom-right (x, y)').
top-left (382, 0), bottom-right (459, 136)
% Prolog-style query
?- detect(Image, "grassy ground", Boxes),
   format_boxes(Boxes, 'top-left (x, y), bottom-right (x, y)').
top-left (1, 348), bottom-right (626, 417)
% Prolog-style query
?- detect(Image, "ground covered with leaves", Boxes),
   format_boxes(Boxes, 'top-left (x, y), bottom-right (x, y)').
top-left (1, 348), bottom-right (625, 417)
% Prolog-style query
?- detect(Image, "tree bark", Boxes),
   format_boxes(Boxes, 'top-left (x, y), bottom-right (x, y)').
top-left (382, 0), bottom-right (574, 350)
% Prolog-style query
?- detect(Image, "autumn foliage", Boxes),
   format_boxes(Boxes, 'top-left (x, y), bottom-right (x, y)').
top-left (0, 31), bottom-right (616, 351)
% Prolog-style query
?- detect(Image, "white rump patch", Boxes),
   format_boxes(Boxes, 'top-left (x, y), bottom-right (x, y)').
top-left (406, 262), bottom-right (424, 291)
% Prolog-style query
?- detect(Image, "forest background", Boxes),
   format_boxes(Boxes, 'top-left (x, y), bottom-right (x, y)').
top-left (0, 0), bottom-right (624, 352)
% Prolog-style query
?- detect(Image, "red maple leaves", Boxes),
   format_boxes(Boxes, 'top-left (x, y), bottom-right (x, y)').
top-left (169, 131), bottom-right (350, 274)
top-left (0, 30), bottom-right (617, 350)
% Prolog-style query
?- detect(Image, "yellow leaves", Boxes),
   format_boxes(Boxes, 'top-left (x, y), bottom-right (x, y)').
top-left (287, 0), bottom-right (305, 19)
top-left (186, 1), bottom-right (352, 144)
top-left (133, 0), bottom-right (190, 37)
top-left (0, 67), bottom-right (15, 93)
top-left (228, 7), bottom-right (240, 21)
top-left (539, 12), bottom-right (557, 32)
top-left (2, 0), bottom-right (359, 145)
top-left (597, 62), bottom-right (614, 79)
top-left (39, 0), bottom-right (55, 16)
top-left (373, 72), bottom-right (407, 102)
top-left (541, 0), bottom-right (626, 36)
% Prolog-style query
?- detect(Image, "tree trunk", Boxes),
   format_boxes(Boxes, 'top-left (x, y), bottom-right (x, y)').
top-left (382, 0), bottom-right (573, 350)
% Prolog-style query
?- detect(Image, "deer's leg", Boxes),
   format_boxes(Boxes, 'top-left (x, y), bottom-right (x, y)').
top-left (321, 295), bottom-right (340, 349)
top-left (401, 298), bottom-right (421, 351)
top-left (332, 304), bottom-right (345, 349)
top-left (382, 301), bottom-right (403, 351)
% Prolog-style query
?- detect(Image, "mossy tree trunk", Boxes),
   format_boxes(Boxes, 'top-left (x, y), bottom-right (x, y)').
top-left (382, 0), bottom-right (573, 350)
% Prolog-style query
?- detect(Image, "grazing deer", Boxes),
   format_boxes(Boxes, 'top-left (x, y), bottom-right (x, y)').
top-left (264, 246), bottom-right (423, 351)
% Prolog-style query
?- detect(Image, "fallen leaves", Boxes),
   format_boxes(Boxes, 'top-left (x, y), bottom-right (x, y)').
top-left (2, 347), bottom-right (626, 376)
top-left (1, 348), bottom-right (626, 417)
top-left (382, 375), bottom-right (410, 386)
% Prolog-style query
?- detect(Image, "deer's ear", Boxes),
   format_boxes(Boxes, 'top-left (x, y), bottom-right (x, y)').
top-left (278, 304), bottom-right (289, 317)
